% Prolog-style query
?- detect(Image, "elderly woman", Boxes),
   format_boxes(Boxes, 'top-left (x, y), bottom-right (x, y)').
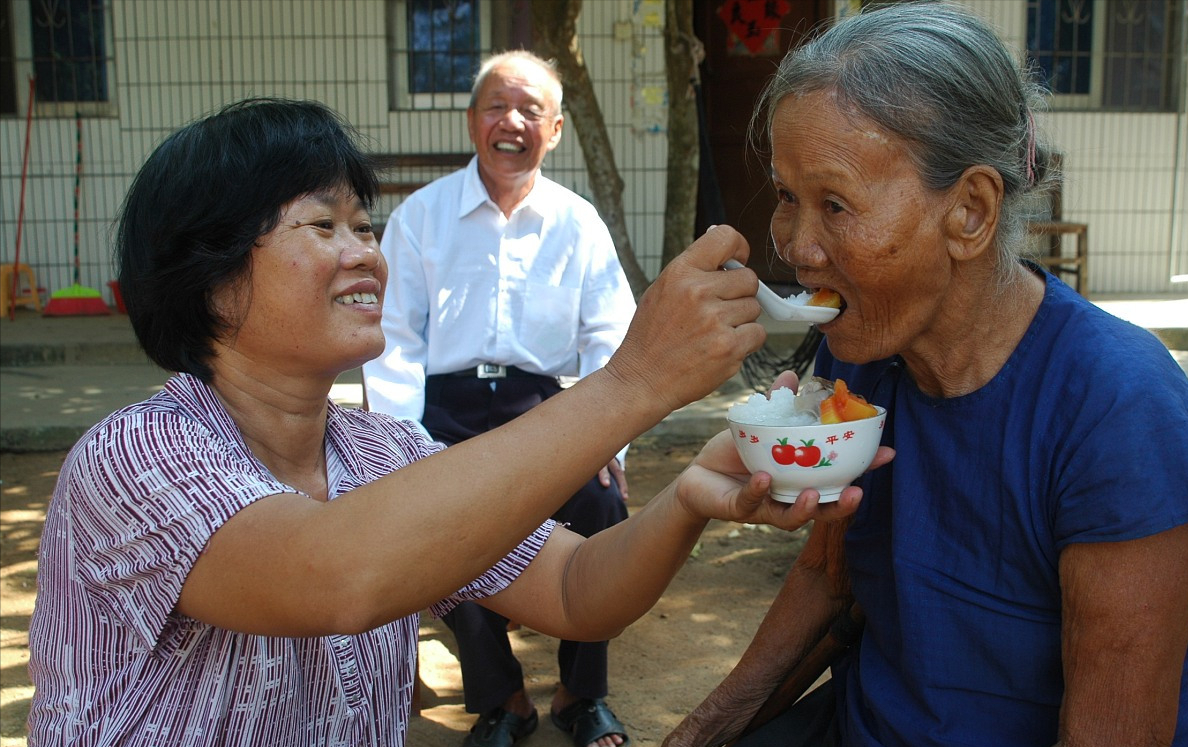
top-left (665, 3), bottom-right (1188, 747)
top-left (25, 98), bottom-right (878, 746)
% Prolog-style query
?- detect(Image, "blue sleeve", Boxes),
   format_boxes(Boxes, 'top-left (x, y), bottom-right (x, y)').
top-left (1046, 330), bottom-right (1188, 547)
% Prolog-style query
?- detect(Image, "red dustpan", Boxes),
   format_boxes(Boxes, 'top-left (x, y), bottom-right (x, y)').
top-left (44, 112), bottom-right (109, 317)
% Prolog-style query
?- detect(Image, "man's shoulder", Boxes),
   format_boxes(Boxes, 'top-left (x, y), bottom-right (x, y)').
top-left (535, 174), bottom-right (604, 220)
top-left (536, 172), bottom-right (589, 202)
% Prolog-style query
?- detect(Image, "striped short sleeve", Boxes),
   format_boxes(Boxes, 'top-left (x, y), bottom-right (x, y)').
top-left (63, 410), bottom-right (291, 651)
top-left (428, 519), bottom-right (556, 618)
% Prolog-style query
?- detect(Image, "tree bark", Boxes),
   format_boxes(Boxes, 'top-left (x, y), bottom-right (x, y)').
top-left (532, 0), bottom-right (651, 299)
top-left (663, 0), bottom-right (699, 269)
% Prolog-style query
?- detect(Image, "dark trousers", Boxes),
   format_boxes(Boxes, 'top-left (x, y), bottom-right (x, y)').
top-left (424, 372), bottom-right (629, 714)
top-left (734, 680), bottom-right (839, 747)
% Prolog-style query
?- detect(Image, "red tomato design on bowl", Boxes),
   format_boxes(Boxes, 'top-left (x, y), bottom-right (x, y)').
top-left (773, 439), bottom-right (822, 467)
top-left (772, 438), bottom-right (797, 465)
top-left (793, 440), bottom-right (821, 467)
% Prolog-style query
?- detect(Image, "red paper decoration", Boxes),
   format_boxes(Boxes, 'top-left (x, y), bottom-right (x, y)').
top-left (717, 0), bottom-right (793, 55)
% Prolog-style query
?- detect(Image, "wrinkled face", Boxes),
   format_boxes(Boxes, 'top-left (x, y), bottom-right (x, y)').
top-left (769, 90), bottom-right (954, 363)
top-left (212, 188), bottom-right (387, 377)
top-left (467, 59), bottom-right (564, 188)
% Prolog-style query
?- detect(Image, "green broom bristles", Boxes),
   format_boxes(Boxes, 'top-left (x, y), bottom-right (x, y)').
top-left (43, 282), bottom-right (110, 316)
top-left (50, 283), bottom-right (101, 298)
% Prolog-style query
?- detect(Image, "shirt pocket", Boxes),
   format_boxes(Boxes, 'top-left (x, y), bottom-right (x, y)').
top-left (518, 281), bottom-right (580, 361)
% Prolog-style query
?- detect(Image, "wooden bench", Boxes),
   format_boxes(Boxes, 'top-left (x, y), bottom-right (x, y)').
top-left (1024, 154), bottom-right (1089, 297)
top-left (371, 153), bottom-right (472, 243)
top-left (1026, 220), bottom-right (1088, 296)
top-left (373, 152), bottom-right (472, 196)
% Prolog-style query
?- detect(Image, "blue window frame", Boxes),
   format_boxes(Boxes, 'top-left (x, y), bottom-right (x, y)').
top-left (407, 0), bottom-right (480, 95)
top-left (1026, 0), bottom-right (1182, 112)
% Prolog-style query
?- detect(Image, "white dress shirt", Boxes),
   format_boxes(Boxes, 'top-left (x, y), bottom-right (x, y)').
top-left (363, 157), bottom-right (636, 427)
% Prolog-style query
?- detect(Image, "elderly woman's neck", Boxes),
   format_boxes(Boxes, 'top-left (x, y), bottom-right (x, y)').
top-left (903, 261), bottom-right (1045, 398)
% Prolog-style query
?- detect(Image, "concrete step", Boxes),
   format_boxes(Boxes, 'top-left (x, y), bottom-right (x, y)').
top-left (2, 338), bottom-right (149, 367)
top-left (1, 311), bottom-right (146, 367)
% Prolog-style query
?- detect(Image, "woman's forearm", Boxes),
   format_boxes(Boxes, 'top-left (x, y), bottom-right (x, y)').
top-left (1057, 524), bottom-right (1188, 746)
top-left (548, 479), bottom-right (711, 639)
top-left (323, 368), bottom-right (700, 619)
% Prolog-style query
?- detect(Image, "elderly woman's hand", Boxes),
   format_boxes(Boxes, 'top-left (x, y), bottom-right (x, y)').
top-left (663, 693), bottom-right (754, 747)
top-left (606, 225), bottom-right (765, 415)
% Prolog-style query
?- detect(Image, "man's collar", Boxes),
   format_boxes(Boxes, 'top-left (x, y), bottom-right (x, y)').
top-left (458, 156), bottom-right (545, 219)
top-left (458, 157), bottom-right (488, 218)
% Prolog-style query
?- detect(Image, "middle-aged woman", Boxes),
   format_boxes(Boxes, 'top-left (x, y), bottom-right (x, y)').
top-left (665, 3), bottom-right (1188, 747)
top-left (24, 98), bottom-right (884, 747)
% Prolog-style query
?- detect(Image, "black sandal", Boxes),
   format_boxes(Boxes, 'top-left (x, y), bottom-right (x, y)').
top-left (462, 707), bottom-right (539, 747)
top-left (550, 698), bottom-right (632, 747)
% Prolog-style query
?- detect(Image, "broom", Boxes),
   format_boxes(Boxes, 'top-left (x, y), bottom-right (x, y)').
top-left (9, 75), bottom-right (36, 321)
top-left (43, 111), bottom-right (109, 316)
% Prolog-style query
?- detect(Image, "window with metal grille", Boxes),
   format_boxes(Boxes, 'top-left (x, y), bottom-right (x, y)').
top-left (1, 0), bottom-right (114, 117)
top-left (387, 0), bottom-right (533, 112)
top-left (408, 0), bottom-right (479, 94)
top-left (388, 0), bottom-right (486, 111)
top-left (1, 0), bottom-right (16, 114)
top-left (30, 0), bottom-right (107, 104)
top-left (1026, 0), bottom-right (1183, 111)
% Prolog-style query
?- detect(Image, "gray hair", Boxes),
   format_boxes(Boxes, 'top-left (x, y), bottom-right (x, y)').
top-left (752, 1), bottom-right (1055, 278)
top-left (470, 50), bottom-right (563, 114)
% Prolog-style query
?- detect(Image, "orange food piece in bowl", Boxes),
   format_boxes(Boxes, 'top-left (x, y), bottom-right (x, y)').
top-left (819, 379), bottom-right (878, 424)
top-left (808, 288), bottom-right (842, 308)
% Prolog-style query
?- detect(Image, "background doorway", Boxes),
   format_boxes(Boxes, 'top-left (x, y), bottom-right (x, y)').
top-left (694, 0), bottom-right (828, 286)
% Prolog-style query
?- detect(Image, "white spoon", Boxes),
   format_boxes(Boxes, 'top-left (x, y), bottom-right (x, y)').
top-left (723, 259), bottom-right (840, 324)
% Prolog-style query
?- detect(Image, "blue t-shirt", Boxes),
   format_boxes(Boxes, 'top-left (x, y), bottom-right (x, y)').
top-left (816, 271), bottom-right (1188, 746)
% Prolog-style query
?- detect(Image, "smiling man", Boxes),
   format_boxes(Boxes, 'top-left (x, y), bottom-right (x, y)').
top-left (362, 52), bottom-right (637, 747)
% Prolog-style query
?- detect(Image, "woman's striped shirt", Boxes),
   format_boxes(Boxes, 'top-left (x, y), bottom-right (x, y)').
top-left (27, 373), bottom-right (554, 746)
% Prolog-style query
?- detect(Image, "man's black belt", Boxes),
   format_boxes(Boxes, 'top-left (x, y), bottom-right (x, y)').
top-left (439, 364), bottom-right (540, 379)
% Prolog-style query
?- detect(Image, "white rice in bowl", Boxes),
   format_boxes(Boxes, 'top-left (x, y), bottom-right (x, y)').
top-left (727, 378), bottom-right (834, 426)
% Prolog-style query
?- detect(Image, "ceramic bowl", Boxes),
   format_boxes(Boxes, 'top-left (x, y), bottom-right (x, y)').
top-left (726, 406), bottom-right (886, 503)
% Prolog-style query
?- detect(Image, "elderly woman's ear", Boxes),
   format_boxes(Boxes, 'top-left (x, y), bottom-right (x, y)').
top-left (945, 165), bottom-right (1003, 262)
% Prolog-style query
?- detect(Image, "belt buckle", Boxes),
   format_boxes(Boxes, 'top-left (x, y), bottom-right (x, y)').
top-left (476, 363), bottom-right (507, 379)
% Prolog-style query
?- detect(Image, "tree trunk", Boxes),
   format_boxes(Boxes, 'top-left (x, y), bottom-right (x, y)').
top-left (663, 0), bottom-right (699, 269)
top-left (532, 0), bottom-right (651, 299)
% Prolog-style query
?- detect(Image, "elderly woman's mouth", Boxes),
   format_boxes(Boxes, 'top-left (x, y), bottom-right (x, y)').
top-left (335, 292), bottom-right (378, 305)
top-left (807, 287), bottom-right (843, 310)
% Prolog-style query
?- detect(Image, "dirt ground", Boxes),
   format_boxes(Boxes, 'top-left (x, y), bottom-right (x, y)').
top-left (0, 443), bottom-right (807, 747)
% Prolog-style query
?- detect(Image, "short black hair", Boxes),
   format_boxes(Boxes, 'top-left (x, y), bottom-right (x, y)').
top-left (115, 97), bottom-right (380, 381)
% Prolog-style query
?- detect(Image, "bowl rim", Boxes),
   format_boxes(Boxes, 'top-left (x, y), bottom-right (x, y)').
top-left (726, 404), bottom-right (886, 429)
